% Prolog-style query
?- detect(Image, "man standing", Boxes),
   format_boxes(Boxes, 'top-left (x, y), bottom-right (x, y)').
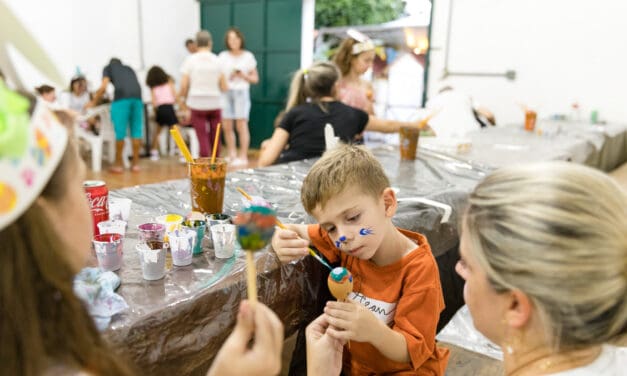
top-left (89, 58), bottom-right (144, 173)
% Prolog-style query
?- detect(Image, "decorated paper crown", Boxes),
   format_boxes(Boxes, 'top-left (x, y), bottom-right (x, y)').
top-left (347, 28), bottom-right (375, 55)
top-left (0, 82), bottom-right (68, 230)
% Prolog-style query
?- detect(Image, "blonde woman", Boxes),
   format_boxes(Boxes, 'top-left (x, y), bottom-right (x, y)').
top-left (456, 162), bottom-right (627, 375)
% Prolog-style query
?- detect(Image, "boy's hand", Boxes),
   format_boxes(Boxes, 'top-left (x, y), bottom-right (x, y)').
top-left (271, 227), bottom-right (309, 263)
top-left (323, 299), bottom-right (382, 343)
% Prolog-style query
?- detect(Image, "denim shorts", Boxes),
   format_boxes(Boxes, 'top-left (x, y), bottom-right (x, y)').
top-left (221, 89), bottom-right (251, 120)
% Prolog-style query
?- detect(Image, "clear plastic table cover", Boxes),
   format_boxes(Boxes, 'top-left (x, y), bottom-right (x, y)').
top-left (102, 146), bottom-right (484, 375)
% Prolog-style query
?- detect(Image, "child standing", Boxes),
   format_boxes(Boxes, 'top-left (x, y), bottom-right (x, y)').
top-left (145, 66), bottom-right (180, 160)
top-left (272, 145), bottom-right (449, 375)
top-left (258, 62), bottom-right (427, 167)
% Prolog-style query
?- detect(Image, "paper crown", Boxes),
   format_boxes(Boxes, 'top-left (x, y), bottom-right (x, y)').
top-left (0, 83), bottom-right (68, 230)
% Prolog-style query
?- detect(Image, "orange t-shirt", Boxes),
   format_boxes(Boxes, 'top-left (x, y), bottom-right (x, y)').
top-left (309, 225), bottom-right (450, 375)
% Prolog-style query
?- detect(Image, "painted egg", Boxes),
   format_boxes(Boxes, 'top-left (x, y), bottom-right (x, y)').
top-left (233, 205), bottom-right (276, 251)
top-left (327, 267), bottom-right (353, 301)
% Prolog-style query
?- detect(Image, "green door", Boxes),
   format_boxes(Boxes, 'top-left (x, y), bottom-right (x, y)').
top-left (199, 0), bottom-right (302, 147)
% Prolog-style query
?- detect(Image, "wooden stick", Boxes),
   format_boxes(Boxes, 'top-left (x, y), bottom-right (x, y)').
top-left (170, 126), bottom-right (194, 163)
top-left (246, 251), bottom-right (257, 304)
top-left (211, 123), bottom-right (221, 164)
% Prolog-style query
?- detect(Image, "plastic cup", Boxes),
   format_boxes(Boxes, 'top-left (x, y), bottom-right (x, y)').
top-left (92, 233), bottom-right (123, 271)
top-left (188, 158), bottom-right (227, 215)
top-left (211, 224), bottom-right (236, 259)
top-left (97, 219), bottom-right (127, 236)
top-left (136, 241), bottom-right (168, 280)
top-left (137, 222), bottom-right (166, 242)
top-left (109, 197), bottom-right (132, 221)
top-left (168, 228), bottom-right (196, 266)
top-left (183, 219), bottom-right (206, 255)
top-left (155, 214), bottom-right (183, 234)
top-left (399, 126), bottom-right (420, 160)
top-left (524, 110), bottom-right (537, 131)
top-left (206, 213), bottom-right (232, 249)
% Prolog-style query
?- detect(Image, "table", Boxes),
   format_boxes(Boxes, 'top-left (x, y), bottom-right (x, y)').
top-left (103, 147), bottom-right (482, 375)
top-left (420, 121), bottom-right (627, 172)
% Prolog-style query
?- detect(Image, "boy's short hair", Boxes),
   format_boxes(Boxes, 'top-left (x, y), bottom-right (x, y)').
top-left (301, 144), bottom-right (390, 213)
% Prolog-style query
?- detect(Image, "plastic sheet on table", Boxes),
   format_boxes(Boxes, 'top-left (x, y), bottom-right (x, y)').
top-left (437, 305), bottom-right (503, 361)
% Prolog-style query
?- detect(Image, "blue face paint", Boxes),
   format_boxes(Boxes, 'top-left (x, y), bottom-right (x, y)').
top-left (335, 235), bottom-right (347, 249)
top-left (359, 227), bottom-right (374, 236)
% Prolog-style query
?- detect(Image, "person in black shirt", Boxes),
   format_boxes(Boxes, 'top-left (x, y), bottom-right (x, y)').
top-left (258, 62), bottom-right (427, 167)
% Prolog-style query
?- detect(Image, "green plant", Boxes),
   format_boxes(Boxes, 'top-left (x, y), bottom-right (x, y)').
top-left (315, 0), bottom-right (407, 28)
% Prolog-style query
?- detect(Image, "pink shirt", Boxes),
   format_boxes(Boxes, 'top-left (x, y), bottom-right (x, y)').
top-left (337, 78), bottom-right (372, 113)
top-left (152, 83), bottom-right (175, 106)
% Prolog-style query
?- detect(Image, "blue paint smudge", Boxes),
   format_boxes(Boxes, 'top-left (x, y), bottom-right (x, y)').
top-left (335, 240), bottom-right (341, 248)
top-left (359, 227), bottom-right (374, 236)
top-left (339, 235), bottom-right (346, 242)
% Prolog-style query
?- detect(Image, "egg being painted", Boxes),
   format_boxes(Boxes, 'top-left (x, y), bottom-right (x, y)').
top-left (327, 267), bottom-right (353, 301)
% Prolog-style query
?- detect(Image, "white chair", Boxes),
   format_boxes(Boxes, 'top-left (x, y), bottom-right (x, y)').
top-left (75, 104), bottom-right (129, 171)
top-left (324, 123), bottom-right (339, 151)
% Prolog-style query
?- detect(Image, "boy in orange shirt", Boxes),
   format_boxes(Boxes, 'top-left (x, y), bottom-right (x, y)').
top-left (272, 145), bottom-right (449, 375)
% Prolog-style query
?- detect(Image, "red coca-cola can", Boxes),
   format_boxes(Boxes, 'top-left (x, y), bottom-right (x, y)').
top-left (84, 180), bottom-right (109, 235)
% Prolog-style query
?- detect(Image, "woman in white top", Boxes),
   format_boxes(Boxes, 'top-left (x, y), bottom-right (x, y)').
top-left (179, 30), bottom-right (227, 158)
top-left (454, 162), bottom-right (627, 375)
top-left (218, 27), bottom-right (258, 166)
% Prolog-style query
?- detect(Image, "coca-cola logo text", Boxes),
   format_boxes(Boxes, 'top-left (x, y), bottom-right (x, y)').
top-left (86, 193), bottom-right (108, 212)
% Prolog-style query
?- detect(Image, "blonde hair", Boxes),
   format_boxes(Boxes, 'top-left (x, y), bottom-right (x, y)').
top-left (464, 161), bottom-right (627, 349)
top-left (285, 61), bottom-right (339, 112)
top-left (301, 144), bottom-right (389, 213)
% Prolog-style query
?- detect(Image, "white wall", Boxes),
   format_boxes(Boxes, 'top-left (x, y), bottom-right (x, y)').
top-left (428, 0), bottom-right (627, 125)
top-left (1, 0), bottom-right (199, 99)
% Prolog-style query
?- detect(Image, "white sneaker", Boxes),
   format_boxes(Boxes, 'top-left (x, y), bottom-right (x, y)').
top-left (150, 149), bottom-right (160, 161)
top-left (231, 158), bottom-right (248, 167)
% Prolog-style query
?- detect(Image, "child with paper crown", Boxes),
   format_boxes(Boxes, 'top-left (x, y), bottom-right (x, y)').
top-left (272, 144), bottom-right (449, 375)
top-left (0, 83), bottom-right (283, 375)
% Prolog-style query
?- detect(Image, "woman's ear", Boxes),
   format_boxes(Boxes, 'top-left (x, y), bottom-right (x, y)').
top-left (504, 289), bottom-right (534, 329)
top-left (381, 187), bottom-right (397, 218)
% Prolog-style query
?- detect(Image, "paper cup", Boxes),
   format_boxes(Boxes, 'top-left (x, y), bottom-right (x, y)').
top-left (109, 197), bottom-right (132, 221)
top-left (137, 223), bottom-right (166, 242)
top-left (92, 233), bottom-right (123, 271)
top-left (183, 219), bottom-right (206, 255)
top-left (211, 224), bottom-right (236, 259)
top-left (97, 219), bottom-right (127, 236)
top-left (206, 213), bottom-right (232, 249)
top-left (168, 228), bottom-right (196, 266)
top-left (137, 241), bottom-right (168, 280)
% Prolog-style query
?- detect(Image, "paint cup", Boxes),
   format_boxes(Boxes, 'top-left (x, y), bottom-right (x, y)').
top-left (183, 219), bottom-right (206, 255)
top-left (137, 241), bottom-right (168, 280)
top-left (524, 110), bottom-right (537, 131)
top-left (211, 224), bottom-right (236, 259)
top-left (92, 233), bottom-right (123, 272)
top-left (97, 219), bottom-right (127, 236)
top-left (206, 213), bottom-right (232, 249)
top-left (188, 158), bottom-right (227, 215)
top-left (155, 214), bottom-right (183, 234)
top-left (109, 197), bottom-right (132, 221)
top-left (137, 223), bottom-right (166, 242)
top-left (399, 126), bottom-right (420, 160)
top-left (168, 228), bottom-right (196, 266)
